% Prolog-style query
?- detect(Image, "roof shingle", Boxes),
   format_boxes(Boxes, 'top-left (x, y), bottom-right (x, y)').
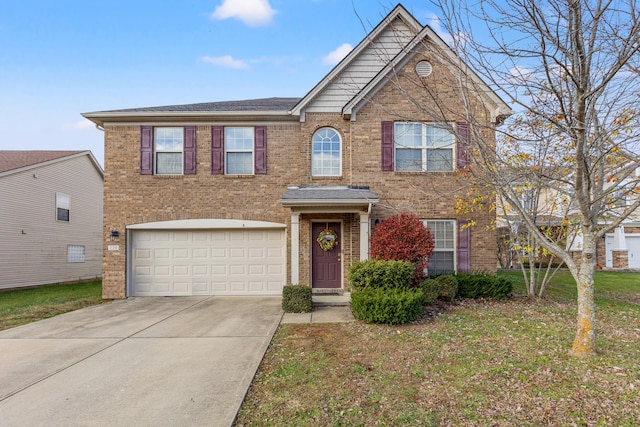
top-left (0, 151), bottom-right (84, 173)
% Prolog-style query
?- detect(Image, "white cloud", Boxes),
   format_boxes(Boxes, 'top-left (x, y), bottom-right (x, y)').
top-left (211, 0), bottom-right (276, 27)
top-left (425, 12), bottom-right (455, 46)
top-left (322, 43), bottom-right (353, 65)
top-left (62, 119), bottom-right (95, 131)
top-left (201, 55), bottom-right (249, 69)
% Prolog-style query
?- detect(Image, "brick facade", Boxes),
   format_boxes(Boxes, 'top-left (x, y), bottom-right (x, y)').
top-left (98, 14), bottom-right (502, 298)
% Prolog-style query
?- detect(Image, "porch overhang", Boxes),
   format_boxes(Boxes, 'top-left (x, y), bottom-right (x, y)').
top-left (280, 185), bottom-right (379, 213)
top-left (280, 186), bottom-right (379, 285)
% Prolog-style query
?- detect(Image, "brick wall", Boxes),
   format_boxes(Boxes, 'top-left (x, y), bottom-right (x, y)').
top-left (102, 48), bottom-right (498, 298)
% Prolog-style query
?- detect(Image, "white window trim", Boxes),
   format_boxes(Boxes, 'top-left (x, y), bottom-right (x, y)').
top-left (311, 127), bottom-right (342, 177)
top-left (394, 122), bottom-right (456, 172)
top-left (154, 127), bottom-right (184, 175)
top-left (224, 127), bottom-right (255, 175)
top-left (56, 192), bottom-right (70, 222)
top-left (423, 219), bottom-right (457, 274)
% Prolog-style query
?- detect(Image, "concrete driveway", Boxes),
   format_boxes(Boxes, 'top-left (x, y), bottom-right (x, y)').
top-left (0, 296), bottom-right (282, 427)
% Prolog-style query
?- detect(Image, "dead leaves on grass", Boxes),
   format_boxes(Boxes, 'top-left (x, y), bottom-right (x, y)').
top-left (237, 297), bottom-right (640, 426)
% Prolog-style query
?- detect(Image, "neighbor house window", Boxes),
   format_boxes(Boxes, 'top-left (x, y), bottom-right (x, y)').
top-left (312, 127), bottom-right (342, 176)
top-left (67, 245), bottom-right (85, 263)
top-left (154, 127), bottom-right (183, 175)
top-left (225, 127), bottom-right (254, 175)
top-left (395, 123), bottom-right (455, 172)
top-left (424, 220), bottom-right (456, 275)
top-left (56, 193), bottom-right (70, 222)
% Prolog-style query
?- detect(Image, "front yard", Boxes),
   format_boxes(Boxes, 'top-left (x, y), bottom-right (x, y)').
top-left (236, 271), bottom-right (640, 426)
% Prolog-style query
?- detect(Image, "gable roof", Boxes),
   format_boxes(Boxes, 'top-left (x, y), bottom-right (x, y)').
top-left (0, 150), bottom-right (104, 178)
top-left (289, 4), bottom-right (423, 117)
top-left (341, 24), bottom-right (511, 123)
top-left (291, 3), bottom-right (510, 123)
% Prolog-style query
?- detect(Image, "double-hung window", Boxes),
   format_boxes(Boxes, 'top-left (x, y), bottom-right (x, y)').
top-left (395, 123), bottom-right (455, 172)
top-left (154, 127), bottom-right (183, 175)
top-left (312, 127), bottom-right (341, 176)
top-left (225, 127), bottom-right (254, 175)
top-left (56, 192), bottom-right (70, 222)
top-left (424, 220), bottom-right (456, 275)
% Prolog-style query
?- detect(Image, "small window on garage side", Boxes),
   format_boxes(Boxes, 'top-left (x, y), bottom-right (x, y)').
top-left (67, 245), bottom-right (85, 263)
top-left (56, 193), bottom-right (70, 222)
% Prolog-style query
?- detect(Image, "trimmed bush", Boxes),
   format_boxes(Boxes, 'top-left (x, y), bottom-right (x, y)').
top-left (435, 274), bottom-right (458, 301)
top-left (282, 285), bottom-right (313, 313)
top-left (350, 288), bottom-right (424, 325)
top-left (348, 259), bottom-right (414, 291)
top-left (419, 278), bottom-right (441, 305)
top-left (456, 273), bottom-right (513, 300)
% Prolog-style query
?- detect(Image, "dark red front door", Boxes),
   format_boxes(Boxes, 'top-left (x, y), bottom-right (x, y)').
top-left (311, 222), bottom-right (341, 288)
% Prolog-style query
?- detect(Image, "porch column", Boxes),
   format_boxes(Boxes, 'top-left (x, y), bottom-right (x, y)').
top-left (291, 212), bottom-right (300, 284)
top-left (359, 212), bottom-right (370, 261)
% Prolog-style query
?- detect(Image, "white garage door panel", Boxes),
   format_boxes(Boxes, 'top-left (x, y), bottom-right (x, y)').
top-left (628, 236), bottom-right (639, 269)
top-left (131, 229), bottom-right (286, 296)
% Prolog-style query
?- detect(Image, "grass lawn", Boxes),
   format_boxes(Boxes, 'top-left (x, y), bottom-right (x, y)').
top-left (236, 271), bottom-right (640, 426)
top-left (0, 280), bottom-right (104, 331)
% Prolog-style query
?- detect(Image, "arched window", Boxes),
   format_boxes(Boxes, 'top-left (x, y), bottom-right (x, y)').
top-left (312, 127), bottom-right (341, 176)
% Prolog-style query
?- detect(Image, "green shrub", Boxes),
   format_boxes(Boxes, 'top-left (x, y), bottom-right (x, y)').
top-left (435, 274), bottom-right (458, 301)
top-left (350, 288), bottom-right (424, 325)
top-left (419, 278), bottom-right (441, 305)
top-left (348, 259), bottom-right (414, 291)
top-left (282, 285), bottom-right (313, 313)
top-left (456, 273), bottom-right (513, 300)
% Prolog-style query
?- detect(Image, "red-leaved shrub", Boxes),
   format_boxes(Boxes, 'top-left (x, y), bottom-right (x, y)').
top-left (370, 213), bottom-right (434, 284)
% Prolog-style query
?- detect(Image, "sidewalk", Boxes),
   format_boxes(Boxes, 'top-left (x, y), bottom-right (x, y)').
top-left (280, 293), bottom-right (355, 324)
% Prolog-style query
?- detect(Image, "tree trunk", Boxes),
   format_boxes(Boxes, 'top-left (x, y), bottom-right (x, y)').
top-left (570, 240), bottom-right (597, 357)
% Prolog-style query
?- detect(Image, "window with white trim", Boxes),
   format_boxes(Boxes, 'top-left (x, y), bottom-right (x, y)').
top-left (312, 127), bottom-right (342, 176)
top-left (225, 127), bottom-right (254, 175)
top-left (395, 123), bottom-right (455, 172)
top-left (155, 127), bottom-right (183, 175)
top-left (67, 245), bottom-right (85, 263)
top-left (56, 193), bottom-right (70, 222)
top-left (424, 220), bottom-right (456, 275)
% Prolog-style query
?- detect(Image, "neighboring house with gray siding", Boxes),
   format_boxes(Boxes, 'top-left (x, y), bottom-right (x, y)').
top-left (0, 150), bottom-right (103, 290)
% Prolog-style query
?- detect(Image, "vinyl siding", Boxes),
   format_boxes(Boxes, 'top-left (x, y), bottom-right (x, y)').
top-left (0, 155), bottom-right (103, 289)
top-left (306, 17), bottom-right (416, 113)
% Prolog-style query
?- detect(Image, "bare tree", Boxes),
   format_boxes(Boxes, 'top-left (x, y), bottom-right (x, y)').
top-left (426, 0), bottom-right (640, 357)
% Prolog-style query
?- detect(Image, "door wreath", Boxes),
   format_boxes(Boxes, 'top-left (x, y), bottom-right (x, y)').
top-left (316, 228), bottom-right (338, 251)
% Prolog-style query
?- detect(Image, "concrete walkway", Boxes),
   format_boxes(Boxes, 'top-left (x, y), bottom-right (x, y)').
top-left (0, 296), bottom-right (282, 427)
top-left (281, 293), bottom-right (355, 324)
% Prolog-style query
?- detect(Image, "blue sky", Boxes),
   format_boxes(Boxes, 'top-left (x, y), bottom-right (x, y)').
top-left (0, 0), bottom-right (442, 166)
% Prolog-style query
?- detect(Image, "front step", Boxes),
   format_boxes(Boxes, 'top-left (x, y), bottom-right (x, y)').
top-left (312, 292), bottom-right (351, 306)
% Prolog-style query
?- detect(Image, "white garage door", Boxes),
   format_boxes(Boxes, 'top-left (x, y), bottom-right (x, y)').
top-left (131, 229), bottom-right (286, 296)
top-left (628, 236), bottom-right (640, 269)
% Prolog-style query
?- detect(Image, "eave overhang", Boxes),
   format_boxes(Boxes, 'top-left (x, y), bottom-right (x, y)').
top-left (82, 110), bottom-right (298, 127)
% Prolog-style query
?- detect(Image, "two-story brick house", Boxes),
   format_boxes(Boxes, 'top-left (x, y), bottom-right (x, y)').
top-left (84, 4), bottom-right (510, 299)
